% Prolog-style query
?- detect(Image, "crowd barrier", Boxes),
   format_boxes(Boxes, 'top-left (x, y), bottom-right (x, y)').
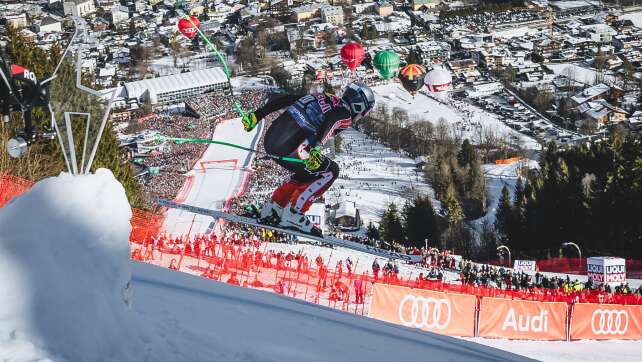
top-left (369, 284), bottom-right (642, 341)
top-left (2, 173), bottom-right (642, 341)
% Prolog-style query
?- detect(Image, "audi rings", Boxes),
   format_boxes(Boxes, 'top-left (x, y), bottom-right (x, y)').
top-left (398, 295), bottom-right (451, 330)
top-left (591, 309), bottom-right (629, 335)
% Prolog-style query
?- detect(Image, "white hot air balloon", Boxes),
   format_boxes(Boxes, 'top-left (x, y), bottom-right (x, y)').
top-left (424, 68), bottom-right (453, 98)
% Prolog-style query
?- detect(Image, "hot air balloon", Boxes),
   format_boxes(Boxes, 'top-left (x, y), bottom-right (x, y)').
top-left (340, 42), bottom-right (365, 71)
top-left (424, 68), bottom-right (453, 97)
top-left (399, 64), bottom-right (426, 96)
top-left (373, 50), bottom-right (400, 80)
top-left (178, 16), bottom-right (201, 39)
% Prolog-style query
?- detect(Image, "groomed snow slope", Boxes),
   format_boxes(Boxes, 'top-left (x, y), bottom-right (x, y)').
top-left (0, 170), bottom-right (528, 362)
top-left (162, 118), bottom-right (262, 237)
top-left (131, 261), bottom-right (529, 362)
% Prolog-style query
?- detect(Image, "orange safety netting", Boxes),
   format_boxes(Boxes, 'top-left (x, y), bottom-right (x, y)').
top-left (0, 173), bottom-right (34, 208)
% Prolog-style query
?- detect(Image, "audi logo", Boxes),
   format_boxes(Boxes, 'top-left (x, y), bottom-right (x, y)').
top-left (398, 295), bottom-right (451, 330)
top-left (591, 309), bottom-right (629, 335)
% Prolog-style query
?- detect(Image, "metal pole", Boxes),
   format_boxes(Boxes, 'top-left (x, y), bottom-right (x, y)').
top-left (497, 245), bottom-right (511, 267)
top-left (562, 242), bottom-right (582, 269)
top-left (84, 87), bottom-right (118, 173)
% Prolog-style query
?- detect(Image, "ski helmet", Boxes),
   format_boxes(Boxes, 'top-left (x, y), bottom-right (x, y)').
top-left (342, 82), bottom-right (375, 120)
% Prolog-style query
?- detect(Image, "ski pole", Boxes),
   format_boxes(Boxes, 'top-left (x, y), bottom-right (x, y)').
top-left (183, 16), bottom-right (245, 118)
top-left (155, 134), bottom-right (305, 164)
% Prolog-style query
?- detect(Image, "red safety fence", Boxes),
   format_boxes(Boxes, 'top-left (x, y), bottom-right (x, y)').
top-left (0, 173), bottom-right (34, 207)
top-left (3, 172), bottom-right (642, 341)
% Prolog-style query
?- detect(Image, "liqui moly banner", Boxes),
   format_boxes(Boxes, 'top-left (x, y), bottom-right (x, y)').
top-left (478, 298), bottom-right (567, 340)
top-left (587, 257), bottom-right (626, 286)
top-left (513, 260), bottom-right (537, 272)
top-left (369, 283), bottom-right (476, 337)
top-left (571, 303), bottom-right (642, 340)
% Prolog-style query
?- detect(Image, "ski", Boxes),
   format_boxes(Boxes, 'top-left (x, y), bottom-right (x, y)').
top-left (158, 199), bottom-right (423, 263)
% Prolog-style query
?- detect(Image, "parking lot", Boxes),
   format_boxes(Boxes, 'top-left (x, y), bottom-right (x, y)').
top-left (470, 91), bottom-right (583, 145)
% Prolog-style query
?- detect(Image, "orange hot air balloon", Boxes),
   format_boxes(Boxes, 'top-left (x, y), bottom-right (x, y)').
top-left (398, 64), bottom-right (426, 96)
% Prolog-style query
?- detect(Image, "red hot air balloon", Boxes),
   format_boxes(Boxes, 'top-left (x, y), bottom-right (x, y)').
top-left (340, 42), bottom-right (365, 71)
top-left (178, 16), bottom-right (201, 39)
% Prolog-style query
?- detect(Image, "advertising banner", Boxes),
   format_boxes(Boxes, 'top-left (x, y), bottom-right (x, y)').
top-left (478, 297), bottom-right (567, 340)
top-left (587, 257), bottom-right (626, 286)
top-left (513, 260), bottom-right (537, 272)
top-left (571, 303), bottom-right (642, 340)
top-left (369, 283), bottom-right (476, 337)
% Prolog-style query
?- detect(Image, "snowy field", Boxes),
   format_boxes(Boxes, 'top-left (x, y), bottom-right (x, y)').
top-left (162, 118), bottom-right (263, 236)
top-left (325, 128), bottom-right (439, 226)
top-left (372, 83), bottom-right (540, 150)
top-left (546, 62), bottom-right (616, 86)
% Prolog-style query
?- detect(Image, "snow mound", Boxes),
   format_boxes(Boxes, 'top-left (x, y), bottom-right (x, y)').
top-left (0, 169), bottom-right (150, 361)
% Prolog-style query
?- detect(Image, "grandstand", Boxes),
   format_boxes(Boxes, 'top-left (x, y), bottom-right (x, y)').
top-left (111, 68), bottom-right (230, 110)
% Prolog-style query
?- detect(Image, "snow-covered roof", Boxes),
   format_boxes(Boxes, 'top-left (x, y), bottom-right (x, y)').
top-left (125, 68), bottom-right (228, 101)
top-left (571, 83), bottom-right (610, 104)
top-left (335, 201), bottom-right (357, 219)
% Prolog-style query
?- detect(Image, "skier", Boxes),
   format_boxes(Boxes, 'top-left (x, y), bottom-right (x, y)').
top-left (241, 82), bottom-right (375, 234)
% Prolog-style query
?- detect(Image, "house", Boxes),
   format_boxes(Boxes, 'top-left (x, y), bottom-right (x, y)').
top-left (331, 201), bottom-right (360, 231)
top-left (628, 111), bottom-right (642, 131)
top-left (111, 6), bottom-right (129, 26)
top-left (293, 4), bottom-right (319, 22)
top-left (575, 99), bottom-right (628, 130)
top-left (412, 0), bottom-right (439, 11)
top-left (63, 0), bottom-right (96, 17)
top-left (320, 6), bottom-right (343, 26)
top-left (375, 1), bottom-right (393, 17)
top-left (268, 0), bottom-right (293, 16)
top-left (448, 59), bottom-right (481, 82)
top-left (37, 16), bottom-right (62, 33)
top-left (581, 24), bottom-right (618, 43)
top-left (465, 81), bottom-right (504, 98)
top-left (4, 13), bottom-right (28, 28)
top-left (570, 83), bottom-right (610, 106)
top-left (352, 2), bottom-right (374, 14)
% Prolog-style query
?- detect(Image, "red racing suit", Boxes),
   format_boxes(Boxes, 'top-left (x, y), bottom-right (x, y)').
top-left (253, 92), bottom-right (352, 213)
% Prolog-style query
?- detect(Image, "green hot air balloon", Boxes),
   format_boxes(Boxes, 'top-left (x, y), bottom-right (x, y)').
top-left (373, 50), bottom-right (400, 80)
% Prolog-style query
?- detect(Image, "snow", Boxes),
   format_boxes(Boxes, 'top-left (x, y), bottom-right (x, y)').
top-left (494, 27), bottom-right (540, 39)
top-left (325, 128), bottom-right (439, 226)
top-left (472, 160), bottom-right (537, 227)
top-left (466, 338), bottom-right (642, 362)
top-left (372, 83), bottom-right (540, 150)
top-left (0, 170), bottom-right (531, 361)
top-left (162, 118), bottom-right (262, 237)
top-left (620, 11), bottom-right (642, 27)
top-left (546, 63), bottom-right (616, 86)
top-left (131, 262), bottom-right (529, 362)
top-left (0, 169), bottom-right (160, 361)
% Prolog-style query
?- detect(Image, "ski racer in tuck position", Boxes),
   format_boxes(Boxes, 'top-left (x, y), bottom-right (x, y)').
top-left (241, 82), bottom-right (375, 236)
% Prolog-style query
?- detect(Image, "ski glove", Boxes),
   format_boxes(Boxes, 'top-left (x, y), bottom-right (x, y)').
top-left (304, 147), bottom-right (322, 171)
top-left (242, 112), bottom-right (258, 132)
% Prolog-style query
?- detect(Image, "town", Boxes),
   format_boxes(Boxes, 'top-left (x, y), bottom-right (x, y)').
top-left (3, 0), bottom-right (642, 141)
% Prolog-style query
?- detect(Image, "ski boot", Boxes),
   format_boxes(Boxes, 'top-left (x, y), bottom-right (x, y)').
top-left (279, 207), bottom-right (322, 236)
top-left (258, 200), bottom-right (284, 226)
top-left (242, 203), bottom-right (261, 218)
